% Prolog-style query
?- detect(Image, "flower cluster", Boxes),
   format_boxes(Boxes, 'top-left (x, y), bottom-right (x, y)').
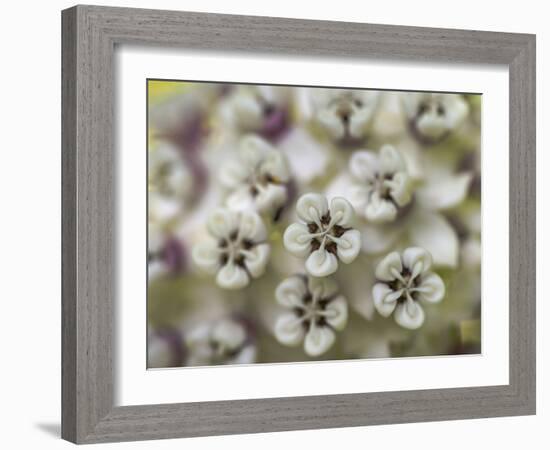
top-left (148, 81), bottom-right (481, 367)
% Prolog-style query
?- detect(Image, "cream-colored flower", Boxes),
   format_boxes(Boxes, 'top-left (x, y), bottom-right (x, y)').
top-left (192, 209), bottom-right (270, 289)
top-left (401, 93), bottom-right (469, 144)
top-left (348, 145), bottom-right (412, 223)
top-left (284, 193), bottom-right (361, 277)
top-left (220, 135), bottom-right (290, 214)
top-left (373, 247), bottom-right (445, 329)
top-left (185, 318), bottom-right (256, 366)
top-left (312, 89), bottom-right (380, 142)
top-left (274, 275), bottom-right (348, 356)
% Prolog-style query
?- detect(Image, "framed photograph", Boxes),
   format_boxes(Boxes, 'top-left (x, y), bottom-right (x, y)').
top-left (62, 5), bottom-right (536, 444)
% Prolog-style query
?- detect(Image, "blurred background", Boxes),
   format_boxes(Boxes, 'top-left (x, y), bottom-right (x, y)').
top-left (147, 80), bottom-right (482, 368)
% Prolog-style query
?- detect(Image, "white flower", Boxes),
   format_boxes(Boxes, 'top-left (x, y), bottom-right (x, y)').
top-left (225, 85), bottom-right (290, 139)
top-left (372, 247), bottom-right (445, 329)
top-left (274, 275), bottom-right (348, 356)
top-left (185, 318), bottom-right (256, 366)
top-left (283, 193), bottom-right (361, 277)
top-left (148, 142), bottom-right (193, 223)
top-left (348, 145), bottom-right (412, 223)
top-left (401, 93), bottom-right (469, 144)
top-left (192, 209), bottom-right (270, 289)
top-left (312, 89), bottom-right (380, 142)
top-left (220, 135), bottom-right (290, 214)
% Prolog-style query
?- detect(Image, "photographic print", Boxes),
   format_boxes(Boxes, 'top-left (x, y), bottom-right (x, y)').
top-left (147, 80), bottom-right (482, 368)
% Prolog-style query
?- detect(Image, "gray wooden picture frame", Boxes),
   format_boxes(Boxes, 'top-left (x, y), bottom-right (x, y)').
top-left (61, 4), bottom-right (536, 444)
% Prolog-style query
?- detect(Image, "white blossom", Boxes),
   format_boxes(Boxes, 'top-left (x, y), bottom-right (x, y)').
top-left (312, 89), bottom-right (380, 142)
top-left (192, 209), bottom-right (270, 289)
top-left (347, 145), bottom-right (412, 223)
top-left (401, 93), bottom-right (469, 144)
top-left (284, 193), bottom-right (361, 277)
top-left (220, 135), bottom-right (290, 214)
top-left (373, 247), bottom-right (445, 329)
top-left (185, 318), bottom-right (256, 366)
top-left (274, 275), bottom-right (348, 356)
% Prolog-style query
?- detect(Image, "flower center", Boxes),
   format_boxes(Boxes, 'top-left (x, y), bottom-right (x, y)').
top-left (306, 212), bottom-right (350, 256)
top-left (293, 292), bottom-right (332, 329)
top-left (218, 230), bottom-right (254, 268)
top-left (387, 267), bottom-right (421, 303)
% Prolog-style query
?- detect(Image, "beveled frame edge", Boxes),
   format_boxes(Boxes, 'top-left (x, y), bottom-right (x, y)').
top-left (61, 4), bottom-right (536, 444)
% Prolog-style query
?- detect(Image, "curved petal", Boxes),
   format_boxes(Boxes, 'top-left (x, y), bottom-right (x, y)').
top-left (296, 193), bottom-right (329, 224)
top-left (416, 172), bottom-right (472, 211)
top-left (386, 172), bottom-right (412, 207)
top-left (225, 186), bottom-right (255, 212)
top-left (207, 209), bottom-right (238, 239)
top-left (330, 197), bottom-right (356, 227)
top-left (192, 241), bottom-right (220, 274)
top-left (216, 262), bottom-right (249, 289)
top-left (274, 313), bottom-right (305, 346)
top-left (349, 150), bottom-right (379, 182)
top-left (347, 184), bottom-right (371, 215)
top-left (317, 108), bottom-right (345, 140)
top-left (232, 94), bottom-right (263, 129)
top-left (219, 160), bottom-right (248, 189)
top-left (243, 243), bottom-right (270, 278)
top-left (372, 283), bottom-right (399, 317)
top-left (239, 134), bottom-right (271, 167)
top-left (379, 144), bottom-right (405, 175)
top-left (255, 183), bottom-right (287, 212)
top-left (402, 247), bottom-right (433, 277)
top-left (308, 276), bottom-right (338, 300)
top-left (260, 150), bottom-right (290, 183)
top-left (416, 272), bottom-right (445, 303)
top-left (283, 223), bottom-right (313, 258)
top-left (304, 325), bottom-right (336, 356)
top-left (408, 211), bottom-right (459, 268)
top-left (211, 320), bottom-right (246, 351)
top-left (324, 296), bottom-right (348, 331)
top-left (335, 229), bottom-right (361, 264)
top-left (238, 210), bottom-right (267, 242)
top-left (348, 106), bottom-right (376, 139)
top-left (365, 193), bottom-right (398, 223)
top-left (231, 345), bottom-right (257, 365)
top-left (375, 251), bottom-right (403, 282)
top-left (305, 248), bottom-right (338, 277)
top-left (394, 301), bottom-right (425, 330)
top-left (275, 276), bottom-right (308, 308)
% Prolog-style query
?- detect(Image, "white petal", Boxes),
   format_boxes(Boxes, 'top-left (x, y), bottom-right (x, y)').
top-left (385, 172), bottom-right (412, 207)
top-left (239, 135), bottom-right (271, 167)
top-left (296, 193), bottom-right (329, 224)
top-left (402, 247), bottom-right (432, 276)
top-left (283, 223), bottom-right (313, 258)
top-left (207, 209), bottom-right (238, 239)
top-left (379, 145), bottom-right (405, 174)
top-left (408, 211), bottom-right (459, 268)
top-left (335, 229), bottom-right (361, 264)
top-left (243, 243), bottom-right (270, 278)
top-left (361, 223), bottom-right (400, 255)
top-left (275, 276), bottom-right (308, 308)
top-left (211, 320), bottom-right (246, 351)
top-left (231, 345), bottom-right (257, 365)
top-left (441, 94), bottom-right (469, 129)
top-left (416, 113), bottom-right (448, 140)
top-left (348, 107), bottom-right (375, 139)
top-left (372, 283), bottom-right (399, 317)
top-left (375, 251), bottom-right (402, 282)
top-left (238, 210), bottom-right (267, 242)
top-left (255, 183), bottom-right (287, 212)
top-left (324, 296), bottom-right (348, 331)
top-left (349, 150), bottom-right (379, 182)
top-left (365, 193), bottom-right (398, 223)
top-left (329, 197), bottom-right (356, 227)
top-left (304, 325), bottom-right (336, 356)
top-left (317, 108), bottom-right (345, 140)
top-left (225, 186), bottom-right (255, 212)
top-left (192, 241), bottom-right (220, 274)
top-left (260, 150), bottom-right (290, 183)
top-left (275, 313), bottom-right (305, 346)
top-left (216, 262), bottom-right (249, 289)
top-left (219, 160), bottom-right (248, 189)
top-left (416, 272), bottom-right (445, 303)
top-left (305, 249), bottom-right (338, 277)
top-left (308, 276), bottom-right (338, 300)
top-left (416, 172), bottom-right (472, 210)
top-left (347, 184), bottom-right (370, 215)
top-left (394, 301), bottom-right (425, 330)
top-left (231, 94), bottom-right (263, 129)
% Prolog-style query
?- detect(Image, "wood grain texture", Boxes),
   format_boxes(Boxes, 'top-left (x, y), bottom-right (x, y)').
top-left (61, 4), bottom-right (536, 444)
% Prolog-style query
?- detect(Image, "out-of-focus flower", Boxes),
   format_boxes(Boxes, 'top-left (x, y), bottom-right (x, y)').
top-left (284, 193), bottom-right (361, 277)
top-left (148, 223), bottom-right (186, 281)
top-left (401, 93), bottom-right (469, 145)
top-left (192, 209), bottom-right (270, 289)
top-left (274, 275), bottom-right (348, 356)
top-left (148, 142), bottom-right (193, 223)
top-left (348, 145), bottom-right (412, 223)
top-left (312, 89), bottom-right (380, 143)
top-left (219, 135), bottom-right (290, 214)
top-left (147, 329), bottom-right (184, 368)
top-left (184, 318), bottom-right (256, 366)
top-left (225, 85), bottom-right (290, 141)
top-left (373, 247), bottom-right (445, 329)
